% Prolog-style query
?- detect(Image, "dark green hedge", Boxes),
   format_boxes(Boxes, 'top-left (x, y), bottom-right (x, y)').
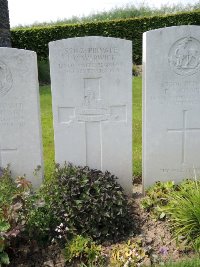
top-left (11, 10), bottom-right (200, 64)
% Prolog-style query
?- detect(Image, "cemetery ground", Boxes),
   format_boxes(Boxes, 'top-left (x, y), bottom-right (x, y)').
top-left (1, 77), bottom-right (200, 267)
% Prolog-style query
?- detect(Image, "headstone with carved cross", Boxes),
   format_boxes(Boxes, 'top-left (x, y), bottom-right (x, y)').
top-left (0, 48), bottom-right (43, 187)
top-left (143, 25), bottom-right (200, 188)
top-left (49, 37), bottom-right (132, 195)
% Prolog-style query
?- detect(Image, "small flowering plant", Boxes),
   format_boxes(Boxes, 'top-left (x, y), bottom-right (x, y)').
top-left (54, 222), bottom-right (69, 241)
top-left (159, 246), bottom-right (169, 256)
top-left (108, 239), bottom-right (147, 266)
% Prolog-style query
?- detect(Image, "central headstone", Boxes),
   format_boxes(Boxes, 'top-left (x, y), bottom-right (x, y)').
top-left (0, 48), bottom-right (43, 187)
top-left (143, 26), bottom-right (200, 188)
top-left (49, 37), bottom-right (132, 195)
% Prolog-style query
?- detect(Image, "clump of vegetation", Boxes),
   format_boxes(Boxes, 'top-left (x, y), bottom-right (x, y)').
top-left (164, 179), bottom-right (200, 250)
top-left (0, 167), bottom-right (32, 266)
top-left (0, 164), bottom-right (135, 265)
top-left (108, 239), bottom-right (146, 266)
top-left (2, 161), bottom-right (200, 266)
top-left (142, 179), bottom-right (200, 251)
top-left (28, 163), bottom-right (134, 244)
top-left (64, 235), bottom-right (105, 266)
top-left (141, 181), bottom-right (177, 219)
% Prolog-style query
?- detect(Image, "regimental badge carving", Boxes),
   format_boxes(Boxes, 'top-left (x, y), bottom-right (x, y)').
top-left (168, 37), bottom-right (200, 76)
top-left (0, 61), bottom-right (13, 97)
top-left (58, 78), bottom-right (127, 124)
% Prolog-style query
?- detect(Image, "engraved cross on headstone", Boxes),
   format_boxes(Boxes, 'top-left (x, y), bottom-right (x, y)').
top-left (58, 78), bottom-right (127, 170)
top-left (167, 109), bottom-right (200, 164)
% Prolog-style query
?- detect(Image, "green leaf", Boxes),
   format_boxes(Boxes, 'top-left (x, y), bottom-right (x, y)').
top-left (159, 212), bottom-right (166, 219)
top-left (0, 252), bottom-right (10, 265)
top-left (75, 200), bottom-right (83, 205)
top-left (0, 221), bottom-right (10, 232)
top-left (0, 238), bottom-right (5, 252)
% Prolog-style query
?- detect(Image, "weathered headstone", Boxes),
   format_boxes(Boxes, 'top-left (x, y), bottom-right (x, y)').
top-left (0, 48), bottom-right (43, 187)
top-left (143, 25), bottom-right (200, 188)
top-left (49, 36), bottom-right (132, 195)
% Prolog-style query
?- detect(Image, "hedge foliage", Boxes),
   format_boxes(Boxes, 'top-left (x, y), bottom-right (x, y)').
top-left (11, 10), bottom-right (200, 64)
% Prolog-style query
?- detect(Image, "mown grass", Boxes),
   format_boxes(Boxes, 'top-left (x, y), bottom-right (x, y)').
top-left (40, 85), bottom-right (54, 178)
top-left (40, 77), bottom-right (142, 180)
top-left (133, 77), bottom-right (142, 180)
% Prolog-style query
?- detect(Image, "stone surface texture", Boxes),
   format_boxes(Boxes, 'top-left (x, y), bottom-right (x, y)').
top-left (143, 25), bottom-right (200, 188)
top-left (0, 48), bottom-right (43, 187)
top-left (49, 36), bottom-right (132, 194)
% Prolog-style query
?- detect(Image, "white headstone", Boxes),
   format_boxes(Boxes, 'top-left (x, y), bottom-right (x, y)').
top-left (0, 48), bottom-right (43, 188)
top-left (49, 37), bottom-right (132, 195)
top-left (143, 25), bottom-right (200, 188)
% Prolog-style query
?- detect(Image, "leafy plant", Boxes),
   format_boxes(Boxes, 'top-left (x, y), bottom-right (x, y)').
top-left (25, 194), bottom-right (53, 244)
top-left (0, 220), bottom-right (10, 266)
top-left (64, 235), bottom-right (104, 266)
top-left (141, 181), bottom-right (177, 219)
top-left (0, 167), bottom-right (32, 266)
top-left (108, 239), bottom-right (146, 267)
top-left (163, 179), bottom-right (200, 247)
top-left (0, 166), bottom-right (17, 205)
top-left (141, 179), bottom-right (200, 251)
top-left (29, 163), bottom-right (134, 244)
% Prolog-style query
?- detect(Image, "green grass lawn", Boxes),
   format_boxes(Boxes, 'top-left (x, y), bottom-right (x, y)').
top-left (40, 85), bottom-right (55, 178)
top-left (40, 77), bottom-right (142, 179)
top-left (132, 77), bottom-right (142, 180)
